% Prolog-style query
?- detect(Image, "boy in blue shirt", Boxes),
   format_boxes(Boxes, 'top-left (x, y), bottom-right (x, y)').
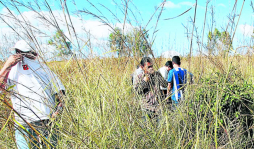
top-left (167, 56), bottom-right (187, 109)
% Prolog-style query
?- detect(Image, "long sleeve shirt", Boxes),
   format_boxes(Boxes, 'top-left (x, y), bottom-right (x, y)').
top-left (134, 71), bottom-right (168, 112)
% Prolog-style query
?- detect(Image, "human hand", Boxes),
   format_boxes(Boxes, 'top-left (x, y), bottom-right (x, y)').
top-left (143, 75), bottom-right (149, 82)
top-left (4, 54), bottom-right (23, 69)
top-left (147, 68), bottom-right (154, 75)
top-left (51, 111), bottom-right (59, 119)
top-left (51, 103), bottom-right (63, 119)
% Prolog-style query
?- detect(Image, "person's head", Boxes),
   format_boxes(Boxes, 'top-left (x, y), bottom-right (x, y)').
top-left (165, 61), bottom-right (173, 71)
top-left (172, 56), bottom-right (181, 67)
top-left (12, 40), bottom-right (38, 59)
top-left (140, 57), bottom-right (154, 74)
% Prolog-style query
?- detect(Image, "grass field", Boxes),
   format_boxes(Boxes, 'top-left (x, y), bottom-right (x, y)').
top-left (0, 0), bottom-right (253, 148)
top-left (0, 55), bottom-right (254, 148)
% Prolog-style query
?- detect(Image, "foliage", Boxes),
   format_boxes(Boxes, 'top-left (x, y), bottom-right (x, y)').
top-left (192, 66), bottom-right (254, 146)
top-left (109, 27), bottom-right (127, 57)
top-left (48, 30), bottom-right (72, 56)
top-left (109, 27), bottom-right (150, 57)
top-left (207, 28), bottom-right (233, 55)
top-left (126, 28), bottom-right (151, 57)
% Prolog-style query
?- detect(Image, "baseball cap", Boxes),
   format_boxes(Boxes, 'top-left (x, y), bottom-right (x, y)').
top-left (10, 40), bottom-right (35, 52)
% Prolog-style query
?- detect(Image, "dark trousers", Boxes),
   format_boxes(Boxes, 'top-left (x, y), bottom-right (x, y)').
top-left (142, 110), bottom-right (160, 128)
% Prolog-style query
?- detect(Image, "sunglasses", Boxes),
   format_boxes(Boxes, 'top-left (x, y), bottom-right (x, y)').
top-left (15, 48), bottom-right (29, 54)
top-left (15, 48), bottom-right (37, 56)
top-left (148, 65), bottom-right (153, 68)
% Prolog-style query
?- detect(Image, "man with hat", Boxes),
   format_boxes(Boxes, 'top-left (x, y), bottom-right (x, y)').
top-left (0, 40), bottom-right (65, 148)
top-left (167, 56), bottom-right (187, 109)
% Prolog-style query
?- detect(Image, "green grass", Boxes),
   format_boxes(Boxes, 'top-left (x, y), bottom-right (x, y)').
top-left (1, 56), bottom-right (254, 148)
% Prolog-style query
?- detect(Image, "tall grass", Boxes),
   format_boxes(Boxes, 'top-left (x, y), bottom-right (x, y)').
top-left (47, 56), bottom-right (254, 148)
top-left (0, 0), bottom-right (254, 148)
top-left (2, 55), bottom-right (254, 148)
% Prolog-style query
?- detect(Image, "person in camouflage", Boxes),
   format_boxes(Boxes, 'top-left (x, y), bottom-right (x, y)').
top-left (134, 57), bottom-right (168, 124)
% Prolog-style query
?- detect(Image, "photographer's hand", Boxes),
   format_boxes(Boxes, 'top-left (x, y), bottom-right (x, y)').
top-left (51, 90), bottom-right (65, 119)
top-left (52, 103), bottom-right (63, 119)
top-left (4, 54), bottom-right (23, 68)
top-left (0, 54), bottom-right (23, 90)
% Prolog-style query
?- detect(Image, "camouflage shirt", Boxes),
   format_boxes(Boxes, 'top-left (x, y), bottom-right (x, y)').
top-left (134, 71), bottom-right (168, 112)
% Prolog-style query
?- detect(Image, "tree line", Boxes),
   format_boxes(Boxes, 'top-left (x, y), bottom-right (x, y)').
top-left (48, 27), bottom-right (234, 58)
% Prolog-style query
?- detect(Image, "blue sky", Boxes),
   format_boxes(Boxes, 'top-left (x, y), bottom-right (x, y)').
top-left (0, 0), bottom-right (253, 58)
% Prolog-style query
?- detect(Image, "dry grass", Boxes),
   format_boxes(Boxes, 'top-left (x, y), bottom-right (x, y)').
top-left (1, 55), bottom-right (253, 148)
top-left (0, 0), bottom-right (253, 148)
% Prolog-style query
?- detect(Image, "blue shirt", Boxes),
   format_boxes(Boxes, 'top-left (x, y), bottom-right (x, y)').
top-left (167, 67), bottom-right (187, 103)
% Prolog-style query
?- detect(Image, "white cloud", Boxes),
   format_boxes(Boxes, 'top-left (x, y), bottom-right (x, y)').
top-left (239, 24), bottom-right (254, 37)
top-left (218, 3), bottom-right (226, 7)
top-left (0, 9), bottom-right (111, 44)
top-left (163, 1), bottom-right (181, 9)
top-left (179, 2), bottom-right (194, 7)
top-left (0, 27), bottom-right (15, 35)
top-left (0, 8), bottom-right (135, 40)
top-left (180, 2), bottom-right (204, 9)
top-left (162, 1), bottom-right (203, 9)
top-left (115, 23), bottom-right (135, 33)
top-left (0, 7), bottom-right (138, 58)
top-left (83, 20), bottom-right (111, 38)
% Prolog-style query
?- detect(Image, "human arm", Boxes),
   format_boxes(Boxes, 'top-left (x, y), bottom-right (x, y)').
top-left (0, 54), bottom-right (22, 90)
top-left (167, 83), bottom-right (172, 95)
top-left (167, 70), bottom-right (174, 95)
top-left (134, 73), bottom-right (149, 95)
top-left (51, 90), bottom-right (65, 118)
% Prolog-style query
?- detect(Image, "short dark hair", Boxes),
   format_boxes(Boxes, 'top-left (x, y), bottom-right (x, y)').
top-left (165, 61), bottom-right (173, 69)
top-left (172, 56), bottom-right (181, 65)
top-left (140, 57), bottom-right (152, 66)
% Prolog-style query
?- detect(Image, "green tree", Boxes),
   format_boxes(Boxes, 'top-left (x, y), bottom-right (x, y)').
top-left (109, 27), bottom-right (151, 57)
top-left (109, 27), bottom-right (127, 57)
top-left (207, 28), bottom-right (232, 55)
top-left (126, 28), bottom-right (151, 57)
top-left (48, 30), bottom-right (72, 56)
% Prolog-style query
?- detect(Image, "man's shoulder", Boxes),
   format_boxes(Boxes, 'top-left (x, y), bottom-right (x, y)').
top-left (154, 71), bottom-right (166, 79)
top-left (168, 69), bottom-right (174, 75)
top-left (154, 71), bottom-right (162, 75)
top-left (137, 72), bottom-right (144, 78)
top-left (158, 67), bottom-right (163, 70)
top-left (173, 67), bottom-right (187, 73)
top-left (135, 67), bottom-right (143, 74)
top-left (181, 68), bottom-right (188, 75)
top-left (159, 67), bottom-right (167, 72)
